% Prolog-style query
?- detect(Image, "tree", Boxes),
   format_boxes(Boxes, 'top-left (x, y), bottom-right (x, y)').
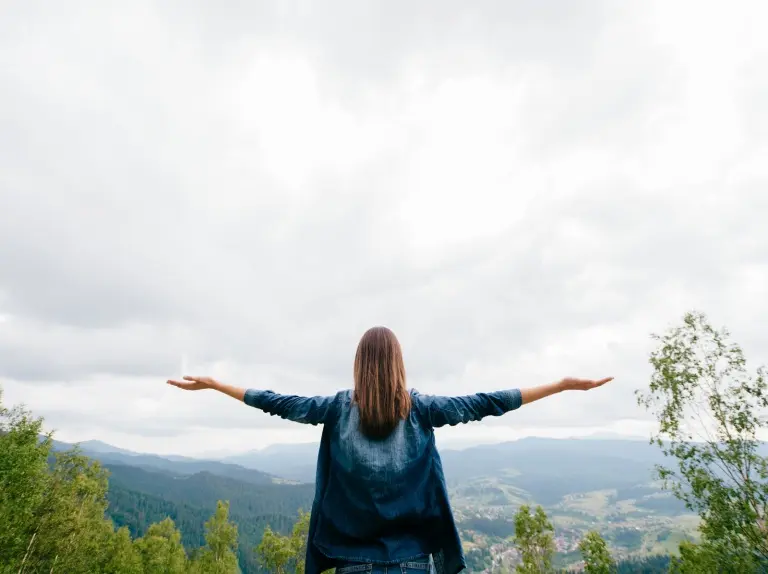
top-left (513, 505), bottom-right (555, 574)
top-left (0, 391), bottom-right (52, 573)
top-left (103, 527), bottom-right (143, 574)
top-left (578, 531), bottom-right (615, 574)
top-left (637, 311), bottom-right (768, 572)
top-left (135, 517), bottom-right (189, 574)
top-left (257, 510), bottom-right (310, 574)
top-left (191, 500), bottom-right (239, 574)
top-left (0, 391), bottom-right (115, 574)
top-left (30, 449), bottom-right (115, 573)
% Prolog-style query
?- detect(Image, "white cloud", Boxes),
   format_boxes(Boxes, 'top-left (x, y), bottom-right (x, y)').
top-left (1, 0), bottom-right (766, 456)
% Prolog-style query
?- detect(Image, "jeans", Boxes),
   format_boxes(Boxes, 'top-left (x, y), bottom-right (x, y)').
top-left (336, 556), bottom-right (433, 574)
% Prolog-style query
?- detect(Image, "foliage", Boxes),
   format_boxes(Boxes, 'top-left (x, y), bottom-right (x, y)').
top-left (103, 527), bottom-right (143, 574)
top-left (636, 311), bottom-right (768, 572)
top-left (0, 393), bottom-right (52, 571)
top-left (257, 510), bottom-right (310, 574)
top-left (464, 546), bottom-right (493, 573)
top-left (134, 517), bottom-right (189, 573)
top-left (0, 395), bottom-right (116, 574)
top-left (36, 449), bottom-right (116, 573)
top-left (578, 531), bottom-right (615, 574)
top-left (513, 504), bottom-right (555, 574)
top-left (191, 500), bottom-right (240, 574)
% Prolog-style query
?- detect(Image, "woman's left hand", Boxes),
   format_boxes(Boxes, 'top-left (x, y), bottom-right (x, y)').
top-left (559, 377), bottom-right (614, 391)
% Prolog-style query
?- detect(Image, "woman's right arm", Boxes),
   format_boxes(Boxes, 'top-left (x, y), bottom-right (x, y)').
top-left (417, 377), bottom-right (613, 428)
top-left (167, 376), bottom-right (336, 425)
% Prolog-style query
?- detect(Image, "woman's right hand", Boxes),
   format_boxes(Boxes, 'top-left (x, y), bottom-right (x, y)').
top-left (167, 375), bottom-right (219, 391)
top-left (559, 377), bottom-right (614, 391)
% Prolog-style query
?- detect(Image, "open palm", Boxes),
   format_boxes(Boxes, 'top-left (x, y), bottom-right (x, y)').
top-left (561, 377), bottom-right (613, 391)
top-left (167, 375), bottom-right (217, 391)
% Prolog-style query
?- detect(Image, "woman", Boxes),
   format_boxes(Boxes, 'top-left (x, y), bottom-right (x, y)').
top-left (168, 326), bottom-right (612, 574)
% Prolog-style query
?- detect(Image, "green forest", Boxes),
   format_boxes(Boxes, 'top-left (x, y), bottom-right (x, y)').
top-left (2, 312), bottom-right (767, 573)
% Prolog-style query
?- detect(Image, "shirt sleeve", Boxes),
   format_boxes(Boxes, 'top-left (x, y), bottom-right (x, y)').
top-left (243, 390), bottom-right (336, 425)
top-left (414, 389), bottom-right (523, 429)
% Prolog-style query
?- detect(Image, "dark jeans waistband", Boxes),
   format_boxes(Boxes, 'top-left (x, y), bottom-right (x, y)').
top-left (336, 556), bottom-right (432, 574)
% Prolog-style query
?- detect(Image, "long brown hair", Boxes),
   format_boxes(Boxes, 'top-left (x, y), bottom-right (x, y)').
top-left (353, 326), bottom-right (411, 439)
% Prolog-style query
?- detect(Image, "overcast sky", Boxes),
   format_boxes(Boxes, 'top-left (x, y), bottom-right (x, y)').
top-left (1, 1), bottom-right (766, 456)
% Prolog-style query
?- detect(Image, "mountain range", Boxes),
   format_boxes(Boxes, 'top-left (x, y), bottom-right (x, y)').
top-left (52, 436), bottom-right (677, 505)
top-left (53, 435), bottom-right (670, 490)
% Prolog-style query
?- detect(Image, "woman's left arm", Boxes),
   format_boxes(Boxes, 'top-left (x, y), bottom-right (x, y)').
top-left (167, 376), bottom-right (335, 425)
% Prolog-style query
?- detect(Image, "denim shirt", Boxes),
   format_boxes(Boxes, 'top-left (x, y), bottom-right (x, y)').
top-left (244, 388), bottom-right (523, 574)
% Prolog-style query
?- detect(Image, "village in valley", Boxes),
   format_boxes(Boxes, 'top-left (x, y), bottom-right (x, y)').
top-left (451, 483), bottom-right (698, 572)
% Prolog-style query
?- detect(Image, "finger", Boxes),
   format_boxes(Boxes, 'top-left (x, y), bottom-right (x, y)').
top-left (167, 380), bottom-right (192, 388)
top-left (183, 375), bottom-right (198, 382)
top-left (592, 377), bottom-right (613, 388)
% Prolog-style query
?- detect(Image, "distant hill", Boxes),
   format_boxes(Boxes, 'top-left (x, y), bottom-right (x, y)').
top-left (105, 463), bottom-right (312, 511)
top-left (222, 442), bottom-right (320, 483)
top-left (78, 439), bottom-right (138, 455)
top-left (440, 437), bottom-right (668, 504)
top-left (50, 438), bottom-right (281, 486)
top-left (223, 437), bottom-right (670, 500)
top-left (78, 439), bottom-right (194, 461)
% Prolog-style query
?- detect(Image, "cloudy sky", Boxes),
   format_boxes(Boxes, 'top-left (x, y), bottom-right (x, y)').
top-left (1, 1), bottom-right (766, 456)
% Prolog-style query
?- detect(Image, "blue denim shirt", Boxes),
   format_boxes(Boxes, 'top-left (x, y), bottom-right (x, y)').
top-left (244, 388), bottom-right (523, 574)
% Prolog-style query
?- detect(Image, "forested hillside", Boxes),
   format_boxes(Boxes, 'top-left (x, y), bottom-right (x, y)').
top-left (105, 465), bottom-right (313, 572)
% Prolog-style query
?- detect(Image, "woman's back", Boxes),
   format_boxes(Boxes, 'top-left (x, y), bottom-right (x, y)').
top-left (316, 389), bottom-right (441, 562)
top-left (277, 384), bottom-right (525, 574)
top-left (167, 325), bottom-right (613, 574)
